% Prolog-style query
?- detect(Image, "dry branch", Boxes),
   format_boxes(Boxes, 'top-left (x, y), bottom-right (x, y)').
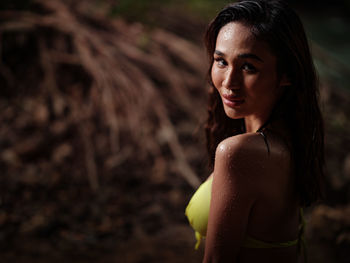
top-left (0, 0), bottom-right (206, 190)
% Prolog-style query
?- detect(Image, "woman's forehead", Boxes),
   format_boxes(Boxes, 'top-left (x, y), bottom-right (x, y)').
top-left (218, 22), bottom-right (254, 42)
top-left (215, 22), bottom-right (275, 61)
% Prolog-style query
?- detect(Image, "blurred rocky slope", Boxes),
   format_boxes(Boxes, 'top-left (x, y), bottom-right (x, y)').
top-left (0, 0), bottom-right (349, 262)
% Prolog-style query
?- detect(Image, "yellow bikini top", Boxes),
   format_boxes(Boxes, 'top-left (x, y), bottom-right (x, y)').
top-left (185, 176), bottom-right (306, 255)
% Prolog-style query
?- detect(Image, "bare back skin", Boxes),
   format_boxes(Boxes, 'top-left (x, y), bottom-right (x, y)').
top-left (203, 130), bottom-right (300, 263)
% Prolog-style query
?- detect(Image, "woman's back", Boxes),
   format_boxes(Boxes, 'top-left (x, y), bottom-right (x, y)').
top-left (233, 131), bottom-right (300, 262)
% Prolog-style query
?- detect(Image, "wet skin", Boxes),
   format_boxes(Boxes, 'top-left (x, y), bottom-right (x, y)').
top-left (203, 22), bottom-right (300, 263)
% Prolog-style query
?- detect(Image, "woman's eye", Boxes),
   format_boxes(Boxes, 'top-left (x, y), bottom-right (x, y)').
top-left (214, 58), bottom-right (227, 67)
top-left (242, 63), bottom-right (257, 73)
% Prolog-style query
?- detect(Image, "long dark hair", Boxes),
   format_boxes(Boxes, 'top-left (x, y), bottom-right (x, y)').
top-left (204, 0), bottom-right (324, 206)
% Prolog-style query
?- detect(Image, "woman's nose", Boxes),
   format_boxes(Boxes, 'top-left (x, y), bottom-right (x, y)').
top-left (222, 67), bottom-right (240, 89)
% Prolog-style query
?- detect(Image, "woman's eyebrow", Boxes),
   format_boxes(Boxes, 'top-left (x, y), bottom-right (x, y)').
top-left (238, 53), bottom-right (264, 62)
top-left (214, 50), bottom-right (264, 63)
top-left (214, 50), bottom-right (225, 56)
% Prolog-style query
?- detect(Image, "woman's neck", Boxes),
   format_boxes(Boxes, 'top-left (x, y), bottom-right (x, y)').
top-left (244, 115), bottom-right (269, 133)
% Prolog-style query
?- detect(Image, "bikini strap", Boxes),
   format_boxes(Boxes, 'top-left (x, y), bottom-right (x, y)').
top-left (298, 208), bottom-right (308, 262)
top-left (257, 130), bottom-right (270, 155)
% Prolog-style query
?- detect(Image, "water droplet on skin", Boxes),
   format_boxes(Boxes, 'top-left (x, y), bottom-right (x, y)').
top-left (219, 143), bottom-right (227, 153)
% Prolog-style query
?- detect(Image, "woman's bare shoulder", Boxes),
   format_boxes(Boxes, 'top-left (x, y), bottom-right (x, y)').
top-left (214, 133), bottom-right (273, 187)
top-left (213, 133), bottom-right (266, 199)
top-left (214, 132), bottom-right (289, 184)
top-left (216, 133), bottom-right (268, 160)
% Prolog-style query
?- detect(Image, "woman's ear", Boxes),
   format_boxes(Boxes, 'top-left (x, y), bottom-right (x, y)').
top-left (279, 74), bottom-right (291, 87)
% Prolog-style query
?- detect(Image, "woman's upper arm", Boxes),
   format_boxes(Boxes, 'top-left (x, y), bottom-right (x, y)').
top-left (203, 138), bottom-right (260, 263)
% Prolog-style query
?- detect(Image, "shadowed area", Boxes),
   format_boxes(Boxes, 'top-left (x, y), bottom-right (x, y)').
top-left (0, 0), bottom-right (349, 262)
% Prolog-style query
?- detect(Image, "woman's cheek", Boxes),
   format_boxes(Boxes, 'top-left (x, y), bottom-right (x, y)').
top-left (211, 66), bottom-right (221, 89)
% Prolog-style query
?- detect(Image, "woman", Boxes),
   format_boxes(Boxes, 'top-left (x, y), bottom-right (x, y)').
top-left (185, 0), bottom-right (324, 262)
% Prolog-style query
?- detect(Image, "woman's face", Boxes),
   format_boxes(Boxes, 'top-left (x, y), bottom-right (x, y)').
top-left (212, 22), bottom-right (287, 123)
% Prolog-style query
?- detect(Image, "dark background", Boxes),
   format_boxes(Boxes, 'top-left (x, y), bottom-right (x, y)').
top-left (0, 0), bottom-right (349, 262)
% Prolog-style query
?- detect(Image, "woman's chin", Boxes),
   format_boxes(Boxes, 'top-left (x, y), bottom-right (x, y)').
top-left (223, 106), bottom-right (244, 120)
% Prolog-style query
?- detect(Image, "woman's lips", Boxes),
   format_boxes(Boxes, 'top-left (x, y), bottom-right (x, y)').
top-left (222, 94), bottom-right (245, 107)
